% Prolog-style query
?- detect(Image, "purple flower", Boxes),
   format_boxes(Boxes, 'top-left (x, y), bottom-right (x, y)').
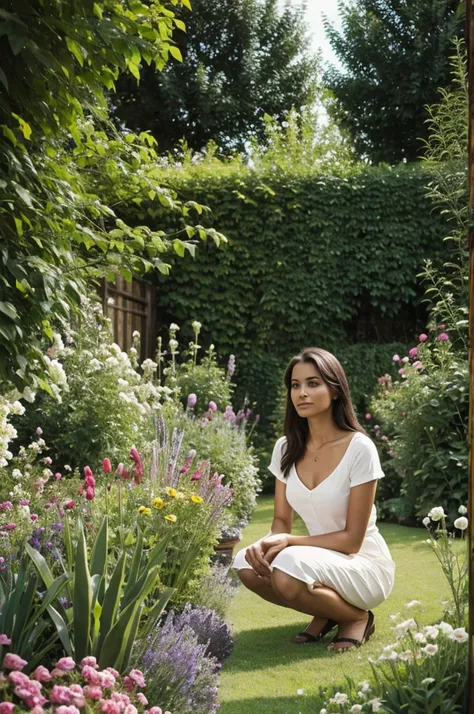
top-left (365, 413), bottom-right (371, 421)
top-left (174, 605), bottom-right (233, 664)
top-left (438, 332), bottom-right (449, 341)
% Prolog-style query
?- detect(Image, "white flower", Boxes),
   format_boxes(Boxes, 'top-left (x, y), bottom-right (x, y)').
top-left (319, 710), bottom-right (327, 714)
top-left (420, 643), bottom-right (438, 656)
top-left (422, 517), bottom-right (430, 526)
top-left (453, 516), bottom-right (468, 531)
top-left (350, 706), bottom-right (363, 713)
top-left (358, 682), bottom-right (371, 693)
top-left (449, 627), bottom-right (468, 643)
top-left (398, 650), bottom-right (414, 662)
top-left (330, 693), bottom-right (348, 705)
top-left (296, 688), bottom-right (304, 696)
top-left (132, 330), bottom-right (141, 339)
top-left (428, 506), bottom-right (445, 521)
top-left (12, 469), bottom-right (23, 480)
top-left (49, 359), bottom-right (67, 386)
top-left (141, 359), bottom-right (158, 371)
top-left (394, 618), bottom-right (417, 638)
top-left (423, 626), bottom-right (439, 640)
top-left (458, 505), bottom-right (468, 515)
top-left (414, 632), bottom-right (427, 644)
top-left (438, 621), bottom-right (454, 636)
top-left (191, 321), bottom-right (201, 331)
top-left (422, 678), bottom-right (435, 686)
top-left (389, 612), bottom-right (400, 621)
top-left (105, 356), bottom-right (119, 368)
top-left (406, 600), bottom-right (422, 608)
top-left (169, 338), bottom-right (178, 351)
top-left (107, 297), bottom-right (115, 306)
top-left (10, 401), bottom-right (25, 416)
top-left (22, 387), bottom-right (36, 403)
top-left (169, 323), bottom-right (180, 332)
top-left (368, 699), bottom-right (383, 712)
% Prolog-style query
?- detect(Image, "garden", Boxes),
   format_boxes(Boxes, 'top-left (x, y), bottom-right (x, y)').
top-left (0, 1), bottom-right (470, 713)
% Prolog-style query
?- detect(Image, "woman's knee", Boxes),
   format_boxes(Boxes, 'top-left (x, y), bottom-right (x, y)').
top-left (271, 568), bottom-right (303, 602)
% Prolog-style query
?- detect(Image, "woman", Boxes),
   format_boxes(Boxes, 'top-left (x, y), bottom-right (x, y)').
top-left (233, 347), bottom-right (395, 652)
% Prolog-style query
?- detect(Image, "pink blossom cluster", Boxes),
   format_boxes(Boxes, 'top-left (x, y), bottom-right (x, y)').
top-left (83, 467), bottom-right (95, 501)
top-left (0, 650), bottom-right (168, 714)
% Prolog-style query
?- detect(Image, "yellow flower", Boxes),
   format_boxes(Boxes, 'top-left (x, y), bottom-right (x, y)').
top-left (165, 514), bottom-right (177, 522)
top-left (165, 487), bottom-right (177, 498)
top-left (138, 506), bottom-right (151, 516)
top-left (152, 497), bottom-right (165, 510)
top-left (191, 495), bottom-right (203, 504)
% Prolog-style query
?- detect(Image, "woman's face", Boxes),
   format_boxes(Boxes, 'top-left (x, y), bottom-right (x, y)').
top-left (290, 361), bottom-right (335, 419)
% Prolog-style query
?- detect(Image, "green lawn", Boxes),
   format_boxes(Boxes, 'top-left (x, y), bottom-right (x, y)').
top-left (219, 495), bottom-right (451, 714)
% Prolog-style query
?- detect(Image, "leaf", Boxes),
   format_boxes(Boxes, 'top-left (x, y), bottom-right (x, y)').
top-left (169, 46), bottom-right (183, 62)
top-left (93, 3), bottom-right (103, 19)
top-left (0, 301), bottom-right (18, 320)
top-left (73, 523), bottom-right (92, 661)
top-left (65, 37), bottom-right (85, 67)
top-left (8, 33), bottom-right (26, 55)
top-left (173, 239), bottom-right (185, 257)
top-left (90, 516), bottom-right (108, 579)
top-left (0, 68), bottom-right (8, 91)
top-left (13, 217), bottom-right (23, 236)
top-left (95, 553), bottom-right (126, 659)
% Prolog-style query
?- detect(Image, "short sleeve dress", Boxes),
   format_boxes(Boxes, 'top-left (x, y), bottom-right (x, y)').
top-left (233, 432), bottom-right (396, 611)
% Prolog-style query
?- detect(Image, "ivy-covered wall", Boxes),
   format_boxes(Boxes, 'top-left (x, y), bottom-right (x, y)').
top-left (150, 163), bottom-right (450, 454)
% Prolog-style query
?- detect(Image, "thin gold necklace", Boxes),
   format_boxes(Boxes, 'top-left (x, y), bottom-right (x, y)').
top-left (308, 435), bottom-right (348, 463)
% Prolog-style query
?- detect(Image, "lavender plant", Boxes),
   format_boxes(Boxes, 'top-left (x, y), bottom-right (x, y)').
top-left (191, 564), bottom-right (240, 619)
top-left (174, 605), bottom-right (233, 664)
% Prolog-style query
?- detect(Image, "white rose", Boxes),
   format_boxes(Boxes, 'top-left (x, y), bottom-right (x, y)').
top-left (428, 506), bottom-right (445, 521)
top-left (22, 387), bottom-right (36, 403)
top-left (358, 682), bottom-right (371, 693)
top-left (422, 517), bottom-right (430, 527)
top-left (458, 505), bottom-right (468, 514)
top-left (454, 516), bottom-right (468, 531)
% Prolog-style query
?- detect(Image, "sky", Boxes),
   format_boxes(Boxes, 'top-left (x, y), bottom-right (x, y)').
top-left (278, 1), bottom-right (343, 67)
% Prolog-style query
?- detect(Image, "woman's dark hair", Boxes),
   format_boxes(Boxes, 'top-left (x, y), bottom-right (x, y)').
top-left (281, 347), bottom-right (366, 478)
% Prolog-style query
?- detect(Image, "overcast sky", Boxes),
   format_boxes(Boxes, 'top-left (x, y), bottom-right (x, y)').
top-left (278, 1), bottom-right (343, 67)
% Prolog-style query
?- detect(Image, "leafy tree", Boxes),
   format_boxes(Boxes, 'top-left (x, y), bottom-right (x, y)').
top-left (0, 1), bottom-right (223, 391)
top-left (323, 0), bottom-right (463, 164)
top-left (112, 0), bottom-right (319, 152)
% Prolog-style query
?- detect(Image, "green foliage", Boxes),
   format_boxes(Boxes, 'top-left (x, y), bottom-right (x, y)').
top-left (175, 345), bottom-right (234, 414)
top-left (323, 0), bottom-right (463, 164)
top-left (150, 159), bottom-right (450, 449)
top-left (0, 0), bottom-right (224, 391)
top-left (113, 0), bottom-right (318, 152)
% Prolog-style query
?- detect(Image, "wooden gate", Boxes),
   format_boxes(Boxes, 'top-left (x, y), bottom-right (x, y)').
top-left (101, 275), bottom-right (156, 362)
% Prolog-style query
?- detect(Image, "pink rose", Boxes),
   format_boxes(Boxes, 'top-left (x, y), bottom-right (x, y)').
top-left (31, 707), bottom-right (45, 714)
top-left (102, 458), bottom-right (112, 473)
top-left (124, 706), bottom-right (138, 714)
top-left (99, 670), bottom-right (116, 689)
top-left (82, 665), bottom-right (102, 686)
top-left (56, 657), bottom-right (76, 671)
top-left (398, 368), bottom-right (405, 375)
top-left (80, 656), bottom-right (98, 670)
top-left (50, 685), bottom-right (74, 704)
top-left (408, 347), bottom-right (418, 357)
top-left (0, 634), bottom-right (11, 645)
top-left (3, 653), bottom-right (27, 670)
top-left (148, 709), bottom-right (163, 714)
top-left (208, 401), bottom-right (217, 412)
top-left (101, 702), bottom-right (121, 714)
top-left (64, 500), bottom-right (75, 510)
top-left (365, 413), bottom-right (371, 420)
top-left (56, 707), bottom-right (81, 714)
top-left (83, 685), bottom-right (103, 700)
top-left (0, 703), bottom-right (15, 714)
top-left (392, 354), bottom-right (400, 362)
top-left (32, 666), bottom-right (52, 682)
top-left (43, 457), bottom-right (52, 465)
top-left (128, 669), bottom-right (146, 688)
top-left (137, 693), bottom-right (148, 706)
top-left (419, 333), bottom-right (428, 342)
top-left (55, 473), bottom-right (62, 481)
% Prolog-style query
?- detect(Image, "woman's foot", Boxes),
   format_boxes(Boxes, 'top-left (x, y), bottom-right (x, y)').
top-left (327, 611), bottom-right (375, 652)
top-left (294, 616), bottom-right (337, 644)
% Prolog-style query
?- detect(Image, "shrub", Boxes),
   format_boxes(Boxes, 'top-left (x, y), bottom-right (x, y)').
top-left (190, 564), bottom-right (240, 619)
top-left (174, 605), bottom-right (233, 665)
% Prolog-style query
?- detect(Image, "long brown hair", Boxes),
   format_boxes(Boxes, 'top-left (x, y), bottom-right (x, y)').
top-left (280, 347), bottom-right (366, 479)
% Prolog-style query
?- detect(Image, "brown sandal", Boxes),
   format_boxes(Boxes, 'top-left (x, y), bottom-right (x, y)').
top-left (328, 611), bottom-right (375, 652)
top-left (294, 618), bottom-right (338, 644)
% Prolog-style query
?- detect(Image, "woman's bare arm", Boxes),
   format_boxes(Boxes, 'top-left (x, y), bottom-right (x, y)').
top-left (271, 479), bottom-right (293, 534)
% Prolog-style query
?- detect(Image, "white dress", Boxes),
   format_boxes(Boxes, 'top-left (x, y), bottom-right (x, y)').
top-left (233, 432), bottom-right (395, 610)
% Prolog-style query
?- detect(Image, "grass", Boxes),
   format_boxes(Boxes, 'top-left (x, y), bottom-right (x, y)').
top-left (218, 495), bottom-right (451, 714)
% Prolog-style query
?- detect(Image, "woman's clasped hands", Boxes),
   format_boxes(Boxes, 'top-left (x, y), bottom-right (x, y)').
top-left (244, 533), bottom-right (290, 577)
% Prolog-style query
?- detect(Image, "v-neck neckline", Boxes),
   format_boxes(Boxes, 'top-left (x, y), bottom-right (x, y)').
top-left (292, 432), bottom-right (359, 493)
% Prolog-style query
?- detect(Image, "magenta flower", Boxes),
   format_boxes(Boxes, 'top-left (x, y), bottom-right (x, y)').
top-left (365, 413), bottom-right (371, 420)
top-left (85, 487), bottom-right (95, 501)
top-left (19, 499), bottom-right (30, 506)
top-left (3, 653), bottom-right (27, 670)
top-left (0, 634), bottom-right (11, 645)
top-left (0, 502), bottom-right (13, 510)
top-left (388, 450), bottom-right (395, 458)
top-left (191, 471), bottom-right (202, 482)
top-left (56, 657), bottom-right (76, 671)
top-left (130, 447), bottom-right (143, 485)
top-left (438, 332), bottom-right (449, 341)
top-left (208, 401), bottom-right (217, 412)
top-left (30, 514), bottom-right (38, 521)
top-left (82, 666), bottom-right (102, 686)
top-left (408, 347), bottom-right (418, 358)
top-left (116, 463), bottom-right (124, 476)
top-left (0, 704), bottom-right (15, 714)
top-left (419, 333), bottom-right (428, 342)
top-left (102, 458), bottom-right (112, 473)
top-left (4, 524), bottom-right (16, 531)
top-left (55, 473), bottom-right (62, 481)
top-left (83, 466), bottom-right (93, 478)
top-left (83, 685), bottom-right (103, 700)
top-left (187, 393), bottom-right (197, 408)
top-left (137, 693), bottom-right (148, 706)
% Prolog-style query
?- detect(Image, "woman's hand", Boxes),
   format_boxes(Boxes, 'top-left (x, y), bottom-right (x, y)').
top-left (261, 533), bottom-right (290, 564)
top-left (244, 542), bottom-right (272, 578)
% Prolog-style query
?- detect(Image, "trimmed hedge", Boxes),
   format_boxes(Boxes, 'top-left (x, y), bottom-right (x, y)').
top-left (146, 163), bottom-right (450, 453)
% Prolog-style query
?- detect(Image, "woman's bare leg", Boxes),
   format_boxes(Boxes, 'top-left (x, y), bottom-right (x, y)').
top-left (271, 569), bottom-right (370, 651)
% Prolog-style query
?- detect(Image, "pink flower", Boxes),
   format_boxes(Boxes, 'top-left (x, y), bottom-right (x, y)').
top-left (137, 693), bottom-right (148, 706)
top-left (55, 473), bottom-right (62, 481)
top-left (409, 347), bottom-right (418, 357)
top-left (392, 354), bottom-right (400, 362)
top-left (101, 702), bottom-right (121, 714)
top-left (50, 685), bottom-right (74, 704)
top-left (0, 634), bottom-right (11, 645)
top-left (56, 707), bottom-right (81, 714)
top-left (438, 332), bottom-right (449, 341)
top-left (43, 457), bottom-right (52, 465)
top-left (80, 656), bottom-right (98, 670)
top-left (0, 704), bottom-right (15, 714)
top-left (413, 360), bottom-right (423, 369)
top-left (102, 458), bottom-right (112, 473)
top-left (208, 401), bottom-right (217, 412)
top-left (81, 665), bottom-right (102, 686)
top-left (116, 463), bottom-right (124, 476)
top-left (4, 523), bottom-right (16, 531)
top-left (128, 669), bottom-right (146, 688)
top-left (19, 499), bottom-right (30, 506)
top-left (64, 500), bottom-right (75, 510)
top-left (30, 514), bottom-right (38, 521)
top-left (419, 333), bottom-right (428, 342)
top-left (85, 487), bottom-right (95, 501)
top-left (99, 671), bottom-right (116, 689)
top-left (365, 413), bottom-right (371, 420)
top-left (398, 368), bottom-right (405, 375)
top-left (381, 435), bottom-right (389, 442)
top-left (35, 427), bottom-right (43, 435)
top-left (124, 706), bottom-right (138, 714)
top-left (3, 653), bottom-right (27, 670)
top-left (56, 657), bottom-right (76, 671)
top-left (388, 450), bottom-right (395, 457)
top-left (8, 672), bottom-right (29, 686)
top-left (85, 475), bottom-right (95, 488)
top-left (31, 707), bottom-right (45, 714)
top-left (68, 683), bottom-right (85, 708)
top-left (0, 502), bottom-right (12, 510)
top-left (32, 666), bottom-right (52, 682)
top-left (83, 685), bottom-right (103, 700)
top-left (148, 708), bottom-right (162, 714)
top-left (191, 472), bottom-right (202, 482)
top-left (105, 667), bottom-right (119, 678)
top-left (84, 466), bottom-right (93, 478)
top-left (187, 393), bottom-right (197, 408)
top-left (130, 448), bottom-right (143, 485)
